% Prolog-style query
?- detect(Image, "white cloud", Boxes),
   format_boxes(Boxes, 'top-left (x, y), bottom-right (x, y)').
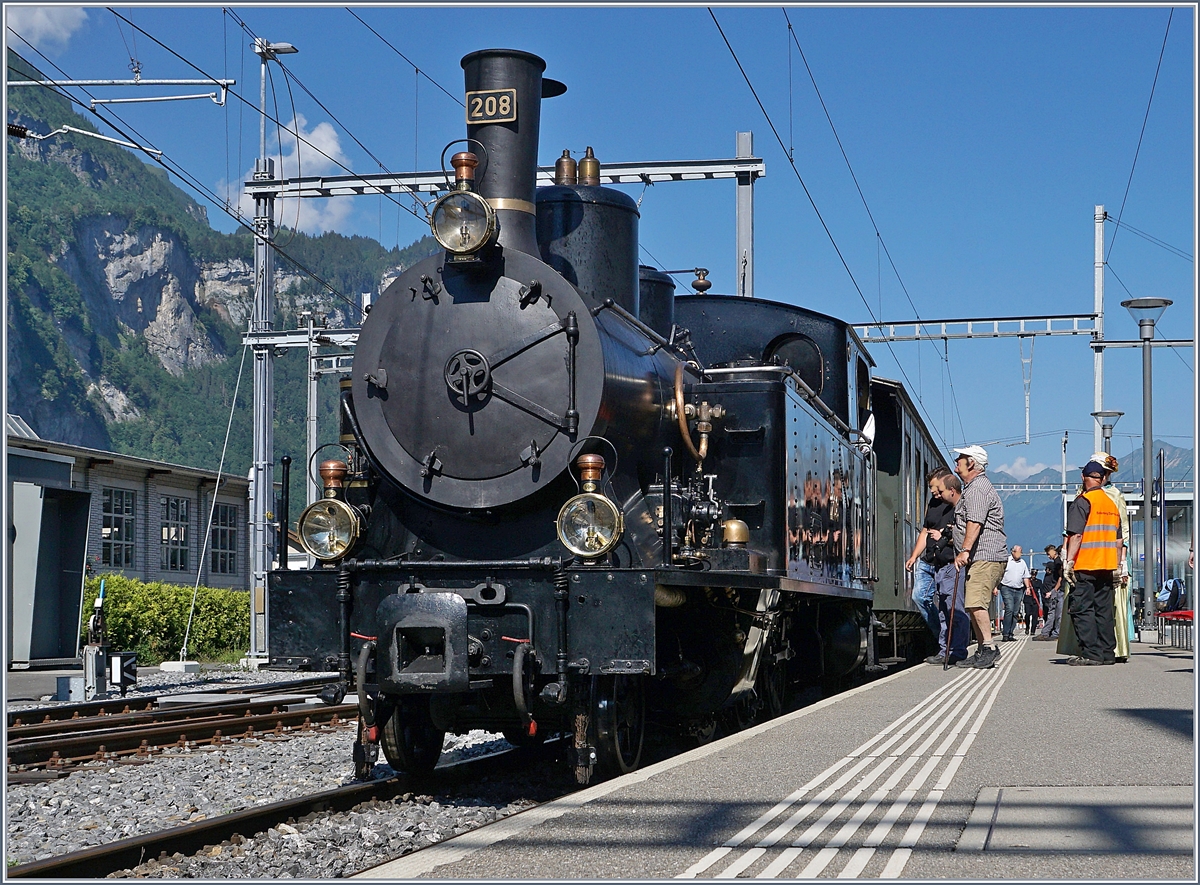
top-left (219, 114), bottom-right (353, 235)
top-left (6, 6), bottom-right (88, 51)
top-left (995, 457), bottom-right (1050, 481)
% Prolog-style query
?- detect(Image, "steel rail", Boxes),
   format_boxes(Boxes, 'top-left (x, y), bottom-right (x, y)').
top-left (7, 704), bottom-right (357, 770)
top-left (6, 744), bottom-right (548, 879)
top-left (6, 674), bottom-right (341, 728)
top-left (8, 695), bottom-right (343, 741)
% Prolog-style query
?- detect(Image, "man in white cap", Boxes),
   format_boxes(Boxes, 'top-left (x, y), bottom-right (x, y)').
top-left (950, 444), bottom-right (1008, 669)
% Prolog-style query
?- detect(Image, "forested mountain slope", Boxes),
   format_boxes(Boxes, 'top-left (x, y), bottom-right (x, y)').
top-left (6, 51), bottom-right (436, 487)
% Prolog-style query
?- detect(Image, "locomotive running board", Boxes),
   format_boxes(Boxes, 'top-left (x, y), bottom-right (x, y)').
top-left (652, 568), bottom-right (874, 602)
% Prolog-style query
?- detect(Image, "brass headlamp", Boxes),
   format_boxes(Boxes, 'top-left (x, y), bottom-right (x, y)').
top-left (429, 152), bottom-right (497, 256)
top-left (556, 455), bottom-right (624, 559)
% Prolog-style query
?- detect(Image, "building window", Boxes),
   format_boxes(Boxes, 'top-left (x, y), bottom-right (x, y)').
top-left (211, 503), bottom-right (238, 575)
top-left (160, 496), bottom-right (190, 571)
top-left (102, 488), bottom-right (136, 568)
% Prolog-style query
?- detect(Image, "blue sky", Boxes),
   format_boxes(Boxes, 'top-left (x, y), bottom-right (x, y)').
top-left (6, 3), bottom-right (1196, 479)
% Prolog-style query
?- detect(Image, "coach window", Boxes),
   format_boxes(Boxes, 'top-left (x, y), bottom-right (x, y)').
top-left (211, 503), bottom-right (239, 575)
top-left (102, 487), bottom-right (136, 568)
top-left (160, 495), bottom-right (190, 571)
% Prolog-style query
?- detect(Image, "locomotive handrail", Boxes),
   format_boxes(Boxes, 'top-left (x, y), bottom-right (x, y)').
top-left (702, 365), bottom-right (853, 436)
top-left (592, 299), bottom-right (682, 355)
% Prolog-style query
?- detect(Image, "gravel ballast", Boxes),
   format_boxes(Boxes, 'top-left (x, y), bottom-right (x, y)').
top-left (6, 666), bottom-right (573, 877)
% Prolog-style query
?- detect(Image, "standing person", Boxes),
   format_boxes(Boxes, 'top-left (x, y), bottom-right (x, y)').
top-left (928, 472), bottom-right (970, 665)
top-left (1035, 544), bottom-right (1064, 640)
top-left (950, 445), bottom-right (1008, 669)
top-left (1024, 569), bottom-right (1043, 635)
top-left (1061, 459), bottom-right (1124, 665)
top-left (904, 467), bottom-right (955, 643)
top-left (998, 546), bottom-right (1033, 642)
top-left (1092, 452), bottom-right (1134, 661)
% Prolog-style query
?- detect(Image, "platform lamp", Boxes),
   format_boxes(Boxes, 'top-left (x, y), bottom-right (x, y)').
top-left (1090, 410), bottom-right (1123, 455)
top-left (1121, 297), bottom-right (1172, 627)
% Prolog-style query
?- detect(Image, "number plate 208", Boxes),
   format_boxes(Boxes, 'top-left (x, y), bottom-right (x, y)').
top-left (466, 89), bottom-right (517, 124)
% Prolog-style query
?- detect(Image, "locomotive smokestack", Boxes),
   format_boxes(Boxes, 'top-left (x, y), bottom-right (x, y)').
top-left (461, 49), bottom-right (564, 257)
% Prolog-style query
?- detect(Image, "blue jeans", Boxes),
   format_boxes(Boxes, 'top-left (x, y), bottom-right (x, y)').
top-left (913, 560), bottom-right (939, 638)
top-left (933, 564), bottom-right (970, 660)
top-left (1000, 585), bottom-right (1024, 638)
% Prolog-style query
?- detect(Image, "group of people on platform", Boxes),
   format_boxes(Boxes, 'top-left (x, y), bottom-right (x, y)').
top-left (905, 445), bottom-right (1140, 669)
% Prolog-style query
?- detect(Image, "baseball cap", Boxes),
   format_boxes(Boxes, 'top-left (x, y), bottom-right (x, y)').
top-left (1089, 452), bottom-right (1119, 473)
top-left (952, 445), bottom-right (988, 468)
top-left (1081, 460), bottom-right (1110, 477)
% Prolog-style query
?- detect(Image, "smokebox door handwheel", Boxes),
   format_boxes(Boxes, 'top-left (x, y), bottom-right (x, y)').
top-left (352, 249), bottom-right (604, 509)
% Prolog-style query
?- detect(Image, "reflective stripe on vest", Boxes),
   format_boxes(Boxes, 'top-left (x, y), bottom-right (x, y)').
top-left (1075, 488), bottom-right (1120, 571)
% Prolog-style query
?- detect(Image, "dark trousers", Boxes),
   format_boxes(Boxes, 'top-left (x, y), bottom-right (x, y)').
top-left (1041, 591), bottom-right (1062, 638)
top-left (1023, 594), bottom-right (1039, 633)
top-left (1069, 569), bottom-right (1116, 663)
top-left (933, 564), bottom-right (970, 661)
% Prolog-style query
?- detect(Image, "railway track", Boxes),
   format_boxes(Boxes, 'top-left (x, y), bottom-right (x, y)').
top-left (7, 703), bottom-right (358, 775)
top-left (6, 675), bottom-right (342, 727)
top-left (7, 676), bottom-right (352, 780)
top-left (6, 742), bottom-right (559, 879)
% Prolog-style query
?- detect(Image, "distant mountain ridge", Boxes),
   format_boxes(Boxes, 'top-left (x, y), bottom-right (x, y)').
top-left (989, 441), bottom-right (1193, 556)
top-left (6, 50), bottom-right (437, 487)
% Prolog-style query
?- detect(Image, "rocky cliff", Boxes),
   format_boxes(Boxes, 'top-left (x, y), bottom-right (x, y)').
top-left (6, 51), bottom-right (435, 468)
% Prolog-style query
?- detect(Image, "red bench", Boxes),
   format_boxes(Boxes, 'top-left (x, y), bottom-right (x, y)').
top-left (1157, 610), bottom-right (1193, 650)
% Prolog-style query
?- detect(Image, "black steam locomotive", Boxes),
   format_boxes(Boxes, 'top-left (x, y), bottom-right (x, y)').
top-left (268, 49), bottom-right (941, 783)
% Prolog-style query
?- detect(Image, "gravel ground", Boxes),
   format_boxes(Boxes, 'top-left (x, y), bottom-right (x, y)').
top-left (6, 666), bottom-right (576, 877)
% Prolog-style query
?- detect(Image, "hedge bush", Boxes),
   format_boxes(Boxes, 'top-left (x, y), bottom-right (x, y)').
top-left (82, 574), bottom-right (250, 665)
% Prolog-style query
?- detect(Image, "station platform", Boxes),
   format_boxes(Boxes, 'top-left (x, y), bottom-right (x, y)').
top-left (360, 633), bottom-right (1195, 880)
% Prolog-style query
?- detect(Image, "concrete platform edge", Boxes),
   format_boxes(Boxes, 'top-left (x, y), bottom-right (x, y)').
top-left (355, 662), bottom-right (927, 879)
top-left (956, 786), bottom-right (1000, 851)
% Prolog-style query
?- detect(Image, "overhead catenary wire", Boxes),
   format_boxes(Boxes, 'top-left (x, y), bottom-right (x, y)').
top-left (18, 11), bottom-right (424, 318)
top-left (6, 43), bottom-right (363, 320)
top-left (111, 7), bottom-right (141, 78)
top-left (107, 9), bottom-right (429, 227)
top-left (1105, 216), bottom-right (1192, 262)
top-left (180, 334), bottom-right (250, 662)
top-left (708, 8), bottom-right (951, 451)
top-left (782, 7), bottom-right (966, 435)
top-left (1105, 263), bottom-right (1193, 375)
top-left (1106, 7), bottom-right (1174, 263)
top-left (267, 57), bottom-right (304, 247)
top-left (344, 7), bottom-right (465, 109)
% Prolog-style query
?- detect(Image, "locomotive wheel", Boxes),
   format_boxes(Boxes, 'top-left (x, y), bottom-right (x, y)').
top-left (592, 675), bottom-right (645, 777)
top-left (757, 649), bottom-right (789, 721)
top-left (379, 695), bottom-right (445, 775)
top-left (727, 692), bottom-right (760, 733)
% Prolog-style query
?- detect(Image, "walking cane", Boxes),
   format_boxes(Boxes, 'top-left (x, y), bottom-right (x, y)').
top-left (944, 565), bottom-right (963, 671)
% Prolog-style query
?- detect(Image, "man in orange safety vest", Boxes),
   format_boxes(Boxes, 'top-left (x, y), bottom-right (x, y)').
top-left (1061, 459), bottom-right (1125, 666)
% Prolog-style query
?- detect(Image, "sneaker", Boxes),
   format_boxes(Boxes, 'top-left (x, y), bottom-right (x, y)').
top-left (1001, 635), bottom-right (1016, 642)
top-left (925, 655), bottom-right (945, 665)
top-left (1032, 635), bottom-right (1052, 641)
top-left (955, 651), bottom-right (980, 669)
top-left (1069, 656), bottom-right (1103, 666)
top-left (972, 646), bottom-right (1000, 669)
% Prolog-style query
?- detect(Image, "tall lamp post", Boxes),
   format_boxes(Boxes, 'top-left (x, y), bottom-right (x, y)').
top-left (1121, 297), bottom-right (1171, 627)
top-left (1090, 410), bottom-right (1124, 455)
top-left (248, 38), bottom-right (297, 663)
